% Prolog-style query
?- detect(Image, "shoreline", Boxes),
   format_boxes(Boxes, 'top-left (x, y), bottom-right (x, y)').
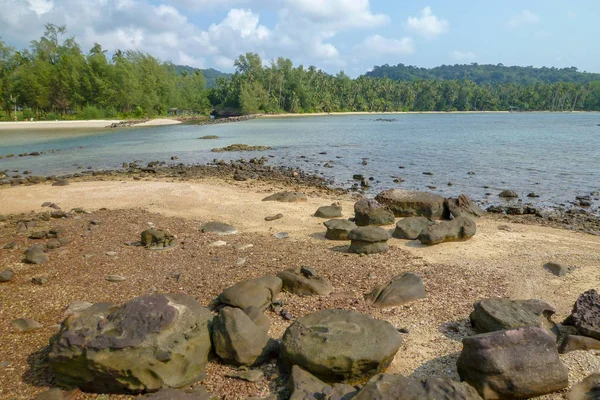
top-left (0, 118), bottom-right (182, 131)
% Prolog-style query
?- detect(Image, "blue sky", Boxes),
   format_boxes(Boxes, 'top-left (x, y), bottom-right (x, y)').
top-left (1, 0), bottom-right (598, 76)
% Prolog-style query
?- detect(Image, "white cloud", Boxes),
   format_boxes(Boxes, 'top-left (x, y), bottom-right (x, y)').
top-left (406, 6), bottom-right (449, 39)
top-left (168, 0), bottom-right (252, 11)
top-left (507, 10), bottom-right (540, 28)
top-left (451, 50), bottom-right (477, 62)
top-left (355, 35), bottom-right (414, 57)
top-left (27, 0), bottom-right (54, 15)
top-left (283, 0), bottom-right (388, 29)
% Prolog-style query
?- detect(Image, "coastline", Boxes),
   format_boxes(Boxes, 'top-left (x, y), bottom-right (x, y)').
top-left (258, 110), bottom-right (511, 118)
top-left (0, 118), bottom-right (181, 131)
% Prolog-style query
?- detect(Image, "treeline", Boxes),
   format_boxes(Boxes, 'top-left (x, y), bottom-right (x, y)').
top-left (209, 53), bottom-right (600, 114)
top-left (0, 24), bottom-right (210, 120)
top-left (174, 65), bottom-right (231, 88)
top-left (365, 63), bottom-right (600, 85)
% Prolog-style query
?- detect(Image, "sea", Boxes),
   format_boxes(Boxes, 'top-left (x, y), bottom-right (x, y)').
top-left (1, 112), bottom-right (599, 211)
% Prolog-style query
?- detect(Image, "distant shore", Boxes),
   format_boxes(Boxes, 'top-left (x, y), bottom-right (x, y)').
top-left (0, 118), bottom-right (182, 131)
top-left (259, 110), bottom-right (511, 118)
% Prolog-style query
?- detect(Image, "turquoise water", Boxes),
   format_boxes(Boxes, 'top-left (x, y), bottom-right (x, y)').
top-left (1, 113), bottom-right (599, 209)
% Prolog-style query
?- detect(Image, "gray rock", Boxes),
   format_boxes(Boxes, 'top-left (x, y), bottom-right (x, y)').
top-left (470, 298), bottom-right (558, 337)
top-left (24, 245), bottom-right (49, 264)
top-left (33, 388), bottom-right (67, 400)
top-left (141, 229), bottom-right (178, 248)
top-left (348, 226), bottom-right (390, 255)
top-left (567, 374), bottom-right (600, 400)
top-left (281, 309), bottom-right (402, 384)
top-left (374, 189), bottom-right (446, 219)
top-left (544, 262), bottom-right (574, 277)
top-left (106, 275), bottom-right (126, 282)
top-left (457, 327), bottom-right (568, 399)
top-left (265, 213), bottom-right (283, 221)
top-left (142, 387), bottom-right (216, 399)
top-left (354, 199), bottom-right (395, 226)
top-left (64, 301), bottom-right (93, 317)
top-left (366, 273), bottom-right (426, 308)
top-left (315, 205), bottom-right (343, 219)
top-left (324, 219), bottom-right (357, 240)
top-left (47, 227), bottom-right (66, 238)
top-left (277, 267), bottom-right (333, 296)
top-left (12, 318), bottom-right (43, 332)
top-left (200, 222), bottom-right (238, 236)
top-left (29, 231), bottom-right (47, 239)
top-left (559, 335), bottom-right (600, 354)
top-left (0, 269), bottom-right (14, 282)
top-left (212, 307), bottom-right (276, 366)
top-left (49, 294), bottom-right (213, 393)
top-left (393, 217), bottom-right (433, 240)
top-left (225, 369), bottom-right (264, 382)
top-left (418, 216), bottom-right (476, 245)
top-left (243, 306), bottom-right (270, 333)
top-left (52, 180), bottom-right (69, 187)
top-left (275, 232), bottom-right (289, 239)
top-left (46, 239), bottom-right (62, 250)
top-left (445, 194), bottom-right (485, 219)
top-left (217, 276), bottom-right (283, 311)
top-left (262, 192), bottom-right (308, 203)
top-left (32, 277), bottom-right (48, 285)
top-left (499, 190), bottom-right (518, 198)
top-left (51, 211), bottom-right (68, 219)
top-left (563, 289), bottom-right (600, 340)
top-left (288, 365), bottom-right (357, 400)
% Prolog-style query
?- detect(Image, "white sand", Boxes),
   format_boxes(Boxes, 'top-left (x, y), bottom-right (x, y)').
top-left (0, 118), bottom-right (182, 131)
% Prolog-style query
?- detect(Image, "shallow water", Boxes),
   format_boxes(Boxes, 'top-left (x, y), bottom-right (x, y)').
top-left (1, 113), bottom-right (599, 210)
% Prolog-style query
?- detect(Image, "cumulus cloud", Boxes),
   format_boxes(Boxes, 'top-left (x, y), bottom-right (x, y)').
top-left (507, 9), bottom-right (540, 28)
top-left (451, 50), bottom-right (477, 62)
top-left (283, 0), bottom-right (388, 29)
top-left (406, 6), bottom-right (449, 39)
top-left (355, 35), bottom-right (414, 57)
top-left (27, 0), bottom-right (54, 15)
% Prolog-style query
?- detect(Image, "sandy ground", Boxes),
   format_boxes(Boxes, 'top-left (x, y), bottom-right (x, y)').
top-left (1, 180), bottom-right (600, 399)
top-left (0, 119), bottom-right (181, 131)
top-left (132, 119), bottom-right (182, 127)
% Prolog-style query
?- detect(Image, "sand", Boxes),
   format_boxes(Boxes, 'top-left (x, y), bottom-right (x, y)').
top-left (0, 118), bottom-right (181, 131)
top-left (1, 179), bottom-right (600, 399)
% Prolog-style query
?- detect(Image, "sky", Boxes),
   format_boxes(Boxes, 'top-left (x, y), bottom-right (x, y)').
top-left (0, 0), bottom-right (599, 77)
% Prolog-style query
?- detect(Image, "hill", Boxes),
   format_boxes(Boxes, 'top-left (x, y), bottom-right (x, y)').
top-left (174, 65), bottom-right (231, 88)
top-left (364, 63), bottom-right (600, 85)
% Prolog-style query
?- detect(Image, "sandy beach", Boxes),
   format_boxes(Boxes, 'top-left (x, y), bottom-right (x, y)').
top-left (0, 118), bottom-right (181, 131)
top-left (1, 178), bottom-right (600, 399)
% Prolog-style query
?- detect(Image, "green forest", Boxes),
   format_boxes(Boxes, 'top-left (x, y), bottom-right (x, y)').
top-left (1, 24), bottom-right (600, 120)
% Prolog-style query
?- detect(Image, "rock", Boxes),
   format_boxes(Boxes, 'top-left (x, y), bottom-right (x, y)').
top-left (544, 262), bottom-right (574, 277)
top-left (457, 327), bottom-right (568, 399)
top-left (217, 276), bottom-right (283, 311)
top-left (393, 217), bottom-right (433, 240)
top-left (32, 277), bottom-right (48, 285)
top-left (212, 144), bottom-right (272, 152)
top-left (281, 309), bottom-right (402, 384)
top-left (142, 387), bottom-right (216, 399)
top-left (64, 301), bottom-right (93, 317)
top-left (208, 240), bottom-right (227, 247)
top-left (567, 374), bottom-right (600, 400)
top-left (527, 193), bottom-right (539, 198)
top-left (563, 289), bottom-right (600, 340)
top-left (106, 275), bottom-right (126, 282)
top-left (348, 226), bottom-right (390, 255)
top-left (265, 213), bottom-right (283, 221)
top-left (275, 232), bottom-right (289, 239)
top-left (288, 365), bottom-right (357, 400)
top-left (499, 190), bottom-right (518, 198)
top-left (29, 231), bottom-right (47, 239)
top-left (315, 205), bottom-right (343, 219)
top-left (24, 245), bottom-right (49, 264)
top-left (233, 172), bottom-right (248, 181)
top-left (48, 226), bottom-right (66, 238)
top-left (200, 222), bottom-right (238, 236)
top-left (51, 211), bottom-right (68, 219)
top-left (445, 194), bottom-right (485, 219)
top-left (374, 189), bottom-right (446, 219)
top-left (226, 369), bottom-right (264, 382)
top-left (52, 180), bottom-right (70, 187)
top-left (506, 206), bottom-right (524, 215)
top-left (140, 228), bottom-right (177, 248)
top-left (277, 267), bottom-right (333, 296)
top-left (559, 335), bottom-right (600, 354)
top-left (105, 251), bottom-right (118, 257)
top-left (354, 199), bottom-right (395, 226)
top-left (353, 374), bottom-right (483, 400)
top-left (46, 239), bottom-right (62, 249)
top-left (324, 219), bottom-right (357, 240)
top-left (3, 241), bottom-right (16, 249)
top-left (0, 269), bottom-right (14, 282)
top-left (470, 298), bottom-right (558, 337)
top-left (212, 306), bottom-right (276, 366)
top-left (418, 216), bottom-right (476, 245)
top-left (49, 294), bottom-right (213, 393)
top-left (33, 388), bottom-right (68, 400)
top-left (243, 306), bottom-right (271, 333)
top-left (12, 318), bottom-right (43, 332)
top-left (365, 273), bottom-right (426, 308)
top-left (262, 192), bottom-right (308, 203)
top-left (234, 244), bottom-right (253, 251)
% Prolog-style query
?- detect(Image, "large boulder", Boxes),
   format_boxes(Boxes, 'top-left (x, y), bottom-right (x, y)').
top-left (567, 374), bottom-right (600, 400)
top-left (457, 327), bottom-right (569, 399)
top-left (324, 219), bottom-right (357, 240)
top-left (277, 267), bottom-right (333, 296)
top-left (348, 226), bottom-right (390, 255)
top-left (365, 273), bottom-right (426, 308)
top-left (315, 205), bottom-right (343, 219)
top-left (470, 298), bottom-right (558, 337)
top-left (418, 217), bottom-right (476, 245)
top-left (392, 217), bottom-right (433, 240)
top-left (354, 199), bottom-right (395, 226)
top-left (288, 365), bottom-right (357, 400)
top-left (211, 307), bottom-right (276, 366)
top-left (559, 335), bottom-right (600, 354)
top-left (216, 276), bottom-right (282, 311)
top-left (374, 190), bottom-right (446, 219)
top-left (353, 374), bottom-right (483, 400)
top-left (49, 294), bottom-right (213, 393)
top-left (444, 194), bottom-right (484, 219)
top-left (263, 192), bottom-right (308, 202)
top-left (280, 309), bottom-right (402, 384)
top-left (563, 289), bottom-right (600, 340)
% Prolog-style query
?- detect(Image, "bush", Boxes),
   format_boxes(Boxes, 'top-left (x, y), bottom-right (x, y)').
top-left (22, 109), bottom-right (35, 120)
top-left (132, 106), bottom-right (145, 119)
top-left (46, 112), bottom-right (62, 121)
top-left (78, 106), bottom-right (105, 120)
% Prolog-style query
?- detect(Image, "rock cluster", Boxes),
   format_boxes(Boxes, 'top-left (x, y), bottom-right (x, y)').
top-left (348, 226), bottom-right (391, 254)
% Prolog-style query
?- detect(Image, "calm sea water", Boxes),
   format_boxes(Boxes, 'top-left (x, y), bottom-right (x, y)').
top-left (1, 113), bottom-right (599, 210)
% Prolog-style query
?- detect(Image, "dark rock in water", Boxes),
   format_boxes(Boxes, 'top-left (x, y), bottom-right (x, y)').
top-left (354, 198), bottom-right (395, 226)
top-left (12, 318), bottom-right (43, 332)
top-left (314, 205), bottom-right (342, 219)
top-left (52, 180), bottom-right (70, 187)
top-left (348, 226), bottom-right (391, 254)
top-left (323, 219), bottom-right (357, 240)
top-left (281, 309), bottom-right (402, 384)
top-left (141, 228), bottom-right (178, 248)
top-left (567, 374), bottom-right (600, 400)
top-left (486, 205), bottom-right (505, 214)
top-left (563, 289), bottom-right (600, 340)
top-left (366, 273), bottom-right (426, 308)
top-left (277, 267), bottom-right (333, 296)
top-left (264, 213), bottom-right (283, 221)
top-left (418, 216), bottom-right (476, 245)
top-left (559, 335), bottom-right (600, 354)
top-left (353, 374), bottom-right (482, 400)
top-left (24, 245), bottom-right (48, 264)
top-left (393, 217), bottom-right (433, 240)
top-left (212, 306), bottom-right (276, 367)
top-left (353, 174), bottom-right (365, 180)
top-left (212, 144), bottom-right (272, 152)
top-left (375, 189), bottom-right (446, 219)
top-left (262, 191), bottom-right (308, 202)
top-left (528, 192), bottom-right (540, 198)
top-left (0, 269), bottom-right (14, 282)
top-left (216, 276), bottom-right (282, 311)
top-left (470, 298), bottom-right (558, 337)
top-left (233, 171), bottom-right (248, 181)
top-left (200, 222), bottom-right (237, 236)
top-left (49, 294), bottom-right (213, 393)
top-left (499, 189), bottom-right (518, 198)
top-left (445, 194), bottom-right (484, 219)
top-left (506, 206), bottom-right (525, 215)
top-left (288, 365), bottom-right (357, 400)
top-left (457, 327), bottom-right (568, 399)
top-left (198, 135), bottom-right (220, 140)
top-left (544, 262), bottom-right (574, 277)
top-left (142, 387), bottom-right (216, 399)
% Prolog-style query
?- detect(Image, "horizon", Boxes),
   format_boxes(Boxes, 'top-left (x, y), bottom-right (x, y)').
top-left (1, 0), bottom-right (599, 78)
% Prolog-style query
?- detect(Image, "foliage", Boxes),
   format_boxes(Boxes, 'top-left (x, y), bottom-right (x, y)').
top-left (174, 65), bottom-right (231, 88)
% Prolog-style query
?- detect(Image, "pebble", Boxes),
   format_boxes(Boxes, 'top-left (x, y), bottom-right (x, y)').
top-left (226, 369), bottom-right (265, 382)
top-left (209, 240), bottom-right (227, 247)
top-left (234, 244), bottom-right (253, 251)
top-left (12, 318), bottom-right (43, 332)
top-left (31, 277), bottom-right (47, 285)
top-left (236, 258), bottom-right (247, 266)
top-left (265, 213), bottom-right (284, 221)
top-left (275, 232), bottom-right (289, 239)
top-left (106, 275), bottom-right (126, 282)
top-left (280, 309), bottom-right (294, 320)
top-left (0, 269), bottom-right (14, 282)
top-left (105, 251), bottom-right (118, 257)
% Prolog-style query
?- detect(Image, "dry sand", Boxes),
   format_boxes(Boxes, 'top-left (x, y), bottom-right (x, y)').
top-left (1, 179), bottom-right (600, 399)
top-left (0, 118), bottom-right (181, 131)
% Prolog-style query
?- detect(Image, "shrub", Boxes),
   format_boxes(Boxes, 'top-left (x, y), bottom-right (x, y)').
top-left (78, 106), bottom-right (105, 120)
